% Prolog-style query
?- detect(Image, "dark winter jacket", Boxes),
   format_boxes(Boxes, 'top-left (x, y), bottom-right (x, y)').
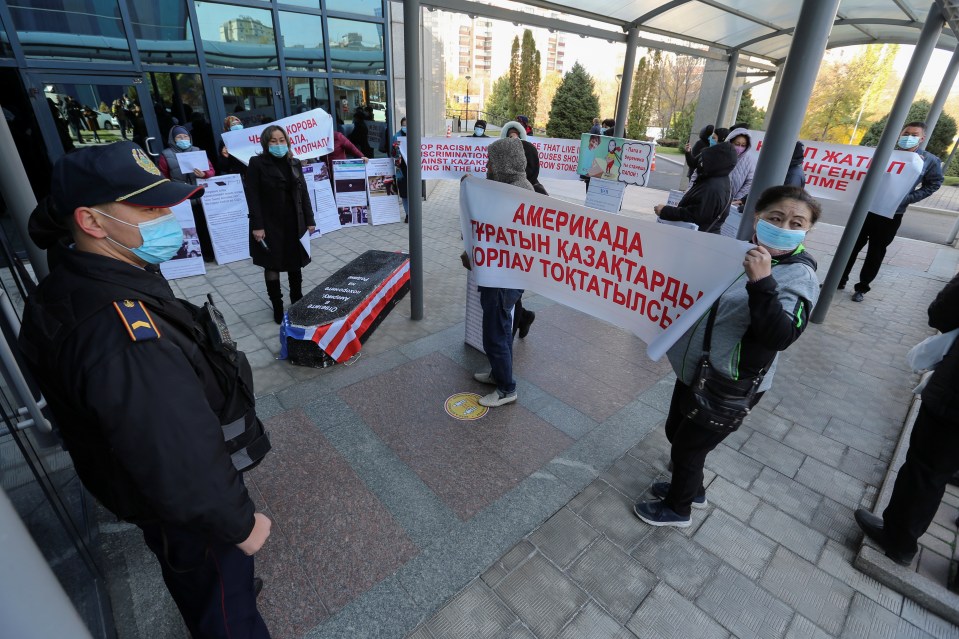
top-left (893, 148), bottom-right (943, 215)
top-left (684, 125), bottom-right (715, 177)
top-left (668, 248), bottom-right (819, 393)
top-left (659, 142), bottom-right (737, 233)
top-left (921, 273), bottom-right (959, 419)
top-left (500, 121), bottom-right (542, 188)
top-left (784, 141), bottom-right (805, 188)
top-left (245, 153), bottom-right (315, 270)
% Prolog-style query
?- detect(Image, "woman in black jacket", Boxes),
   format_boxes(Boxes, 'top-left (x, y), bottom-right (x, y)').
top-left (246, 125), bottom-right (316, 323)
top-left (655, 142), bottom-right (737, 233)
top-left (683, 124), bottom-right (715, 178)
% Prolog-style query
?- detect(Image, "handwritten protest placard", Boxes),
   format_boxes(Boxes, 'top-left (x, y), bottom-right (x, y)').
top-left (222, 108), bottom-right (334, 165)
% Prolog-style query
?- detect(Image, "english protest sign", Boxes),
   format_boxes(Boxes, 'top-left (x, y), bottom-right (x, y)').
top-left (399, 136), bottom-right (582, 180)
top-left (459, 177), bottom-right (752, 360)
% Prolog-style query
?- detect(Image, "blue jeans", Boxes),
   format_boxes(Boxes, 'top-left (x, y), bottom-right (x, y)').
top-left (479, 287), bottom-right (523, 394)
top-left (401, 196), bottom-right (410, 219)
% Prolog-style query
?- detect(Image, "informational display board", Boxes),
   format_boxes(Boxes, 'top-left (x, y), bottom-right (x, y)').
top-left (198, 174), bottom-right (251, 265)
top-left (585, 177), bottom-right (626, 213)
top-left (302, 163), bottom-right (338, 235)
top-left (576, 134), bottom-right (654, 187)
top-left (365, 158), bottom-right (402, 225)
top-left (160, 200), bottom-right (207, 280)
top-left (332, 159), bottom-right (370, 226)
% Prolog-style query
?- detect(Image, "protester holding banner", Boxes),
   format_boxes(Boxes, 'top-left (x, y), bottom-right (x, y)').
top-left (473, 137), bottom-right (533, 408)
top-left (725, 127), bottom-right (756, 207)
top-left (469, 119), bottom-right (490, 138)
top-left (784, 141), bottom-right (806, 188)
top-left (246, 125), bottom-right (316, 324)
top-left (501, 121), bottom-right (546, 196)
top-left (160, 125), bottom-right (216, 261)
top-left (655, 142), bottom-right (737, 233)
top-left (634, 186), bottom-right (821, 528)
top-left (839, 121), bottom-right (943, 302)
top-left (219, 116), bottom-right (248, 178)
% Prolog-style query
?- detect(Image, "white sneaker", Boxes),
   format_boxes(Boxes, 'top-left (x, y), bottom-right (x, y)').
top-left (478, 390), bottom-right (517, 407)
top-left (473, 371), bottom-right (497, 385)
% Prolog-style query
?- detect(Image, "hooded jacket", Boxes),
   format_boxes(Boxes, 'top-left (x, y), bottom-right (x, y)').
top-left (668, 247), bottom-right (819, 393)
top-left (487, 138), bottom-right (534, 191)
top-left (922, 273), bottom-right (959, 418)
top-left (726, 127), bottom-right (756, 201)
top-left (500, 121), bottom-right (541, 187)
top-left (660, 142), bottom-right (737, 233)
top-left (158, 126), bottom-right (214, 184)
top-left (685, 124), bottom-right (715, 177)
top-left (784, 141), bottom-right (806, 188)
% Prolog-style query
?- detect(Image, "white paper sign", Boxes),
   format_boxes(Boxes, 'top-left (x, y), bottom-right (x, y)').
top-left (299, 231), bottom-right (311, 258)
top-left (175, 151), bottom-right (210, 175)
top-left (221, 108), bottom-right (335, 166)
top-left (460, 176), bottom-right (753, 361)
top-left (302, 164), bottom-right (339, 235)
top-left (197, 174), bottom-right (251, 265)
top-left (333, 159), bottom-right (369, 226)
top-left (366, 158), bottom-right (402, 225)
top-left (160, 200), bottom-right (207, 280)
top-left (748, 130), bottom-right (925, 218)
top-left (585, 177), bottom-right (626, 213)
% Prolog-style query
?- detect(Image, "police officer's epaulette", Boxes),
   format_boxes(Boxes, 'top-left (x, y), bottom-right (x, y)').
top-left (112, 299), bottom-right (161, 342)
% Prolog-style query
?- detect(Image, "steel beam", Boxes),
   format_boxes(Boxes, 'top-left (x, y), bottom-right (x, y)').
top-left (405, 0), bottom-right (424, 320)
top-left (615, 27), bottom-right (639, 138)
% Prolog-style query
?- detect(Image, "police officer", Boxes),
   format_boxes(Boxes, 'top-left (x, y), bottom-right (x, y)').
top-left (19, 141), bottom-right (272, 639)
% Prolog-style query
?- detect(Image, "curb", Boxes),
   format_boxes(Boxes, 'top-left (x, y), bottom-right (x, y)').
top-left (853, 380), bottom-right (959, 625)
top-left (908, 204), bottom-right (959, 217)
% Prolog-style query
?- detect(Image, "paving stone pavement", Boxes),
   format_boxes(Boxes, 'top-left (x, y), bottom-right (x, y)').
top-left (106, 178), bottom-right (959, 639)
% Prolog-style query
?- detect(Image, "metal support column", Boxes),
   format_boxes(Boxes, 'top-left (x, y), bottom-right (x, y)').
top-left (614, 27), bottom-right (640, 138)
top-left (736, 0), bottom-right (841, 241)
top-left (714, 50), bottom-right (739, 128)
top-left (762, 64), bottom-right (785, 130)
top-left (404, 0), bottom-right (424, 321)
top-left (813, 2), bottom-right (945, 323)
top-left (920, 46), bottom-right (959, 150)
top-left (0, 102), bottom-right (47, 281)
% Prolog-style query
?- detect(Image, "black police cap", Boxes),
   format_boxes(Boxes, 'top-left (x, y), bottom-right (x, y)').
top-left (51, 141), bottom-right (203, 217)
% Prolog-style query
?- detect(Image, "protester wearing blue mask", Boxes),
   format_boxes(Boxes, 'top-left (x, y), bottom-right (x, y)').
top-left (246, 125), bottom-right (316, 323)
top-left (839, 122), bottom-right (943, 302)
top-left (219, 115), bottom-right (248, 177)
top-left (635, 185), bottom-right (821, 528)
top-left (19, 141), bottom-right (274, 639)
top-left (159, 125), bottom-right (214, 185)
top-left (468, 119), bottom-right (489, 138)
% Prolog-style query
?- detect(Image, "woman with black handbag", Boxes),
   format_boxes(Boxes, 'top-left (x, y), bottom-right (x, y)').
top-left (634, 186), bottom-right (821, 528)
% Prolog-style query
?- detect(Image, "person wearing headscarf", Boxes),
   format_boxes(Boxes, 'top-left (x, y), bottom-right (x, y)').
top-left (473, 137), bottom-right (533, 408)
top-left (725, 127), bottom-right (756, 207)
top-left (159, 125), bottom-right (215, 260)
top-left (515, 114), bottom-right (532, 136)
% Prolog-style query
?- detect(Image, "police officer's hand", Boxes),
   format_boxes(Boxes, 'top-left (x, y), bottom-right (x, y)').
top-left (237, 512), bottom-right (271, 556)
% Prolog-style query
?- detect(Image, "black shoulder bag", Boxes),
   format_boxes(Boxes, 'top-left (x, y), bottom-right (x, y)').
top-left (679, 301), bottom-right (765, 433)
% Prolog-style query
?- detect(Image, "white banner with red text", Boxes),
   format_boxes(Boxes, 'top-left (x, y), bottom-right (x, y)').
top-left (460, 176), bottom-right (753, 360)
top-left (747, 131), bottom-right (923, 218)
top-left (400, 136), bottom-right (582, 180)
top-left (221, 108), bottom-right (334, 166)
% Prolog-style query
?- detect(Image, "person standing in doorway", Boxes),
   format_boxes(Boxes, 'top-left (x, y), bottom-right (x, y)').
top-left (839, 122), bottom-right (943, 301)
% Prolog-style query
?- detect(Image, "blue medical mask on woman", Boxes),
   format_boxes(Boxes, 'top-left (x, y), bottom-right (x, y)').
top-left (755, 219), bottom-right (806, 252)
top-left (230, 124), bottom-right (244, 131)
top-left (898, 135), bottom-right (920, 149)
top-left (93, 208), bottom-right (184, 264)
top-left (175, 139), bottom-right (191, 150)
top-left (708, 137), bottom-right (717, 146)
top-left (400, 126), bottom-right (407, 134)
top-left (268, 144), bottom-right (288, 158)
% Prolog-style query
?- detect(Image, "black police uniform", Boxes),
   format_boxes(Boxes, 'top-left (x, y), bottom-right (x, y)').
top-left (19, 241), bottom-right (271, 639)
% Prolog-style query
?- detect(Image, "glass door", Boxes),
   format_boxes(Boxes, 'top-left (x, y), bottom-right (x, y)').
top-left (25, 71), bottom-right (163, 162)
top-left (210, 77), bottom-right (284, 131)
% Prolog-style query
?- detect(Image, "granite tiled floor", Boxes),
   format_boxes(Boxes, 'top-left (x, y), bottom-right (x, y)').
top-left (106, 178), bottom-right (959, 639)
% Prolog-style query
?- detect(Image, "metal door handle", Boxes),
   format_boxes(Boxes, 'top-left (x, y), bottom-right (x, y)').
top-left (145, 136), bottom-right (160, 157)
top-left (0, 290), bottom-right (51, 433)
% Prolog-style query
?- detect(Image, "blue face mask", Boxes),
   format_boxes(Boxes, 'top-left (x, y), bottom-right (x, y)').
top-left (175, 139), bottom-right (191, 150)
top-left (898, 135), bottom-right (920, 149)
top-left (94, 208), bottom-right (184, 264)
top-left (474, 127), bottom-right (485, 136)
top-left (230, 124), bottom-right (244, 131)
top-left (755, 219), bottom-right (806, 252)
top-left (400, 126), bottom-right (407, 134)
top-left (268, 144), bottom-right (288, 158)
top-left (708, 137), bottom-right (717, 146)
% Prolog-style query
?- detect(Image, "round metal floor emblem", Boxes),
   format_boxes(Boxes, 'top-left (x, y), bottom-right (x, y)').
top-left (445, 392), bottom-right (488, 420)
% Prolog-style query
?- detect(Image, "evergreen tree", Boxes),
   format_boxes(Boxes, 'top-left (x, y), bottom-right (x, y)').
top-left (734, 89), bottom-right (766, 130)
top-left (546, 62), bottom-right (600, 139)
top-left (485, 75), bottom-right (511, 125)
top-left (517, 29), bottom-right (541, 124)
top-left (508, 36), bottom-right (521, 117)
top-left (664, 100), bottom-right (696, 145)
top-left (626, 55), bottom-right (658, 140)
top-left (860, 99), bottom-right (957, 158)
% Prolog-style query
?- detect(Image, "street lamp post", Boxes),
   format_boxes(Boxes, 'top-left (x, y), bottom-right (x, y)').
top-left (465, 75), bottom-right (471, 131)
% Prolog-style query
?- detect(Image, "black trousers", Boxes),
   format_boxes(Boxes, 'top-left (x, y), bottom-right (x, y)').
top-left (839, 212), bottom-right (904, 293)
top-left (663, 379), bottom-right (763, 516)
top-left (140, 522), bottom-right (270, 639)
top-left (882, 404), bottom-right (959, 556)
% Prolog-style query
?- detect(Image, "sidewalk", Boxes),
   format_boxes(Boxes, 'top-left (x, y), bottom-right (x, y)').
top-left (102, 177), bottom-right (959, 639)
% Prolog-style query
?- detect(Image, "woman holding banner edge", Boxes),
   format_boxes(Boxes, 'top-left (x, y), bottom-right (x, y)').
top-left (634, 186), bottom-right (821, 527)
top-left (246, 125), bottom-right (316, 324)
